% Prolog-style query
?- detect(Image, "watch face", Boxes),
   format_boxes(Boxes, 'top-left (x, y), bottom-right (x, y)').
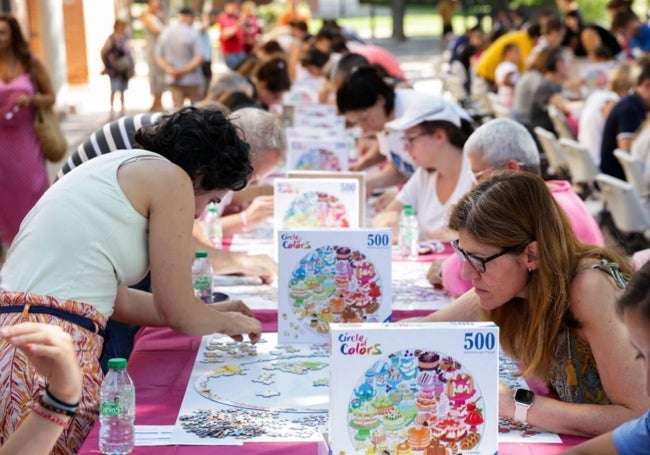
top-left (515, 388), bottom-right (535, 405)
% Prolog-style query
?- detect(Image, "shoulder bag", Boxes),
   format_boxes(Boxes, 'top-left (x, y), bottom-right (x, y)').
top-left (31, 69), bottom-right (67, 162)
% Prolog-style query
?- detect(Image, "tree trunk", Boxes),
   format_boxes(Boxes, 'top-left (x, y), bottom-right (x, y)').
top-left (391, 0), bottom-right (407, 41)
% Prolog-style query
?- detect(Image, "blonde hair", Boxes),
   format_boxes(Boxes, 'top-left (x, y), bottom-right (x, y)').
top-left (608, 62), bottom-right (635, 93)
top-left (449, 171), bottom-right (632, 377)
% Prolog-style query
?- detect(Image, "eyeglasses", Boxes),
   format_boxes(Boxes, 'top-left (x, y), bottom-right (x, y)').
top-left (451, 239), bottom-right (512, 273)
top-left (402, 132), bottom-right (427, 146)
top-left (471, 167), bottom-right (493, 183)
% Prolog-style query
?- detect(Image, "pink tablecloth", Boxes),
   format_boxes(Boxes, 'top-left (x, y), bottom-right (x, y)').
top-left (79, 314), bottom-right (586, 455)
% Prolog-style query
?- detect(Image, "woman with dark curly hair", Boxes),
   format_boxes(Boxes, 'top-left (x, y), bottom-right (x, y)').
top-left (0, 107), bottom-right (262, 454)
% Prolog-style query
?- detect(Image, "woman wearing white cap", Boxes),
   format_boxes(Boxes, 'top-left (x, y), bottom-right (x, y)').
top-left (371, 96), bottom-right (476, 242)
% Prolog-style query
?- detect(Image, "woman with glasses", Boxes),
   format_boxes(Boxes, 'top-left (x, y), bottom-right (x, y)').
top-left (371, 95), bottom-right (475, 242)
top-left (414, 171), bottom-right (649, 438)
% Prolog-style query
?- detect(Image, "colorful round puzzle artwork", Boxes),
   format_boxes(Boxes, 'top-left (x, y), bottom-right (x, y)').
top-left (347, 350), bottom-right (485, 453)
top-left (283, 192), bottom-right (350, 228)
top-left (296, 148), bottom-right (342, 171)
top-left (287, 245), bottom-right (383, 336)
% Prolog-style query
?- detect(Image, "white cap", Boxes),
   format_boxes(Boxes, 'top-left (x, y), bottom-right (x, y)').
top-left (385, 95), bottom-right (472, 131)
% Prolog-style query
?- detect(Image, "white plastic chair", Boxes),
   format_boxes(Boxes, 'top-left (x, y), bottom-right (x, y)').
top-left (595, 173), bottom-right (650, 233)
top-left (613, 149), bottom-right (649, 200)
top-left (558, 138), bottom-right (598, 185)
top-left (534, 127), bottom-right (569, 176)
top-left (548, 105), bottom-right (575, 140)
top-left (486, 92), bottom-right (512, 119)
top-left (441, 61), bottom-right (469, 105)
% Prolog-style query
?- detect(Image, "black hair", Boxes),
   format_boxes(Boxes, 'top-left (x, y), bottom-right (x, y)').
top-left (134, 107), bottom-right (252, 192)
top-left (420, 118), bottom-right (476, 150)
top-left (329, 34), bottom-right (349, 53)
top-left (254, 57), bottom-right (291, 93)
top-left (218, 90), bottom-right (260, 112)
top-left (617, 261), bottom-right (650, 320)
top-left (0, 14), bottom-right (32, 72)
top-left (289, 19), bottom-right (308, 33)
top-left (525, 21), bottom-right (542, 39)
top-left (300, 47), bottom-right (330, 69)
top-left (612, 10), bottom-right (638, 31)
top-left (541, 46), bottom-right (565, 73)
top-left (336, 65), bottom-right (396, 115)
top-left (257, 39), bottom-right (285, 57)
top-left (331, 53), bottom-right (370, 82)
top-left (543, 17), bottom-right (565, 35)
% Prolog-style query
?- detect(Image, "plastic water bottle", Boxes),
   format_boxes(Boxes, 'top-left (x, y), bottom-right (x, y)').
top-left (99, 358), bottom-right (135, 454)
top-left (398, 204), bottom-right (419, 260)
top-left (203, 203), bottom-right (222, 249)
top-left (192, 251), bottom-right (213, 303)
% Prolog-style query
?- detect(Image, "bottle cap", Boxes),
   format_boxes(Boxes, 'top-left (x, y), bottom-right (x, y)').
top-left (207, 204), bottom-right (218, 213)
top-left (403, 204), bottom-right (415, 216)
top-left (195, 251), bottom-right (208, 258)
top-left (107, 358), bottom-right (127, 369)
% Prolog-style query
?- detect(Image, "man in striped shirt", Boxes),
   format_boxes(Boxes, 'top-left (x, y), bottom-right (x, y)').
top-left (55, 108), bottom-right (284, 282)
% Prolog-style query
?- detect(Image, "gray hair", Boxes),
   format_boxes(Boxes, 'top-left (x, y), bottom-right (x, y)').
top-left (228, 108), bottom-right (287, 166)
top-left (208, 71), bottom-right (255, 100)
top-left (463, 118), bottom-right (540, 175)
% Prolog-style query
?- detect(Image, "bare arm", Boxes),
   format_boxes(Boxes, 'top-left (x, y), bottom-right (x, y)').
top-left (371, 198), bottom-right (402, 235)
top-left (0, 323), bottom-right (82, 455)
top-left (190, 223), bottom-right (277, 282)
top-left (616, 135), bottom-right (633, 152)
top-left (502, 269), bottom-right (650, 437)
top-left (560, 431), bottom-right (618, 454)
top-left (366, 162), bottom-right (407, 194)
top-left (221, 196), bottom-right (274, 237)
top-left (401, 288), bottom-right (482, 322)
top-left (17, 58), bottom-right (55, 108)
top-left (350, 136), bottom-right (385, 172)
top-left (141, 12), bottom-right (164, 35)
top-left (221, 17), bottom-right (244, 40)
top-left (115, 160), bottom-right (261, 341)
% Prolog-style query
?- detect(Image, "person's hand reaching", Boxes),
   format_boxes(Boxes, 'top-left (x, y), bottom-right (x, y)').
top-left (0, 323), bottom-right (81, 404)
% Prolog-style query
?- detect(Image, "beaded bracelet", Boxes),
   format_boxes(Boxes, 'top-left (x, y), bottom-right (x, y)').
top-left (39, 394), bottom-right (76, 417)
top-left (45, 385), bottom-right (80, 409)
top-left (30, 404), bottom-right (70, 429)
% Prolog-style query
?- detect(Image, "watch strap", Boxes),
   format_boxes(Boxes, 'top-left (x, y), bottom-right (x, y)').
top-left (513, 401), bottom-right (530, 423)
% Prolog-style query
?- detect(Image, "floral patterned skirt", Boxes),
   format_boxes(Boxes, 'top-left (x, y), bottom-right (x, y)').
top-left (0, 291), bottom-right (107, 454)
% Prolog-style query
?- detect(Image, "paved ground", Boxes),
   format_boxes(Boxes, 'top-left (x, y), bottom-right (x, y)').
top-left (52, 35), bottom-right (445, 181)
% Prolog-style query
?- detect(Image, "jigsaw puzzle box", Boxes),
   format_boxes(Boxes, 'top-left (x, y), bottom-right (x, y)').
top-left (277, 228), bottom-right (392, 344)
top-left (329, 322), bottom-right (499, 455)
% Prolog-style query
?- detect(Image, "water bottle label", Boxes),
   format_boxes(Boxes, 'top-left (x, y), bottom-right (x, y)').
top-left (193, 276), bottom-right (211, 290)
top-left (100, 400), bottom-right (122, 417)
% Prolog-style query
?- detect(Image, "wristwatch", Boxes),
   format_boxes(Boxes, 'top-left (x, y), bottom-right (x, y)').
top-left (513, 388), bottom-right (535, 423)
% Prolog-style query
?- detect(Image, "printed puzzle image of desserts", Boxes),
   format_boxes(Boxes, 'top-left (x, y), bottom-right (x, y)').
top-left (287, 245), bottom-right (383, 336)
top-left (283, 192), bottom-right (350, 228)
top-left (347, 349), bottom-right (485, 453)
top-left (295, 148), bottom-right (342, 171)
